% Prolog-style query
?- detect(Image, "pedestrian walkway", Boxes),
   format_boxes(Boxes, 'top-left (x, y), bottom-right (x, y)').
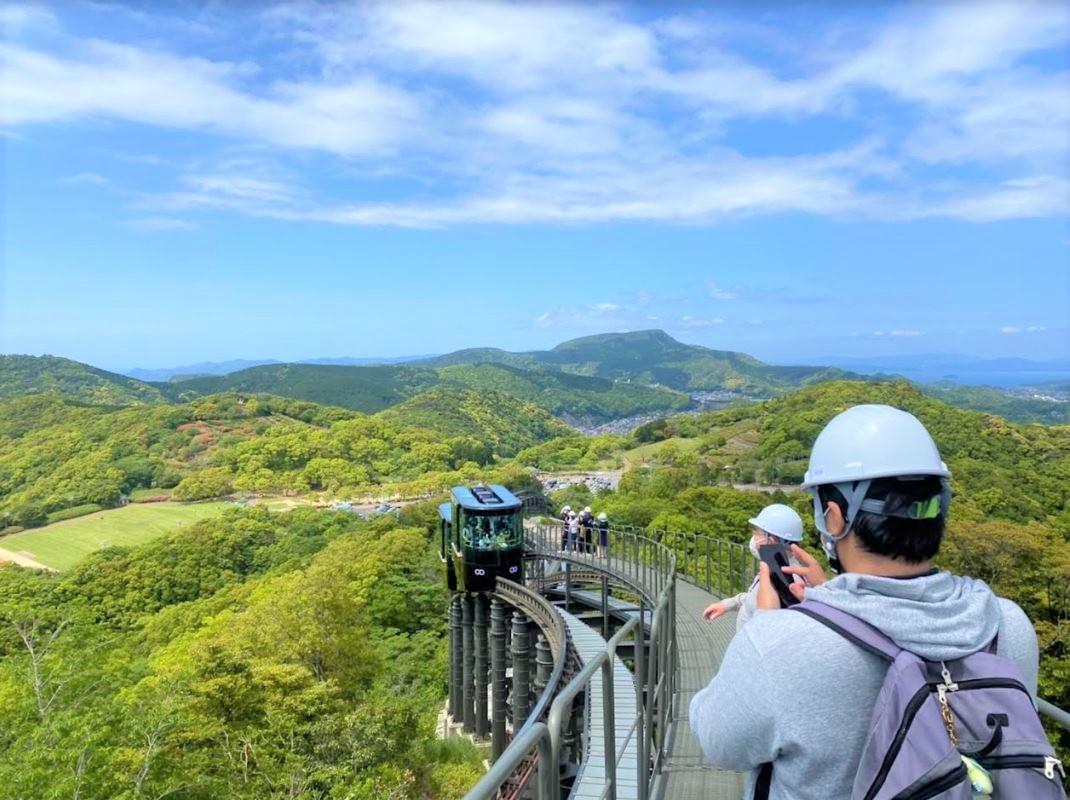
top-left (558, 607), bottom-right (641, 800)
top-left (662, 578), bottom-right (746, 800)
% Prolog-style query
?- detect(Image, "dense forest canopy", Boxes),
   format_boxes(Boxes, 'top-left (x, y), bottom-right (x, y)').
top-left (0, 507), bottom-right (484, 799)
top-left (0, 391), bottom-right (551, 528)
top-left (1, 355), bottom-right (1067, 788)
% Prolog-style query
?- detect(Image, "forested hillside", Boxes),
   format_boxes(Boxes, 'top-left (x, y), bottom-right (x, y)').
top-left (0, 391), bottom-right (557, 529)
top-left (158, 364), bottom-right (441, 411)
top-left (0, 506), bottom-right (482, 799)
top-left (542, 379), bottom-right (1070, 752)
top-left (417, 329), bottom-right (857, 394)
top-left (376, 387), bottom-right (572, 456)
top-left (435, 363), bottom-right (690, 422)
top-left (922, 381), bottom-right (1070, 424)
top-left (0, 355), bottom-right (166, 405)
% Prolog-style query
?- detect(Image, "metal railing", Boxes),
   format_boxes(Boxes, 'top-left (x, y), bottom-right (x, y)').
top-left (463, 522), bottom-right (678, 800)
top-left (463, 515), bottom-right (1069, 800)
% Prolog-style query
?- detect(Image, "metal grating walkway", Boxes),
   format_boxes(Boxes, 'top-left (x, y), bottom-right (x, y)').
top-left (662, 578), bottom-right (746, 800)
top-left (558, 607), bottom-right (641, 800)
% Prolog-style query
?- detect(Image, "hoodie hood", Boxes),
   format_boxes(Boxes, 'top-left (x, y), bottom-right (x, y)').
top-left (806, 570), bottom-right (1001, 661)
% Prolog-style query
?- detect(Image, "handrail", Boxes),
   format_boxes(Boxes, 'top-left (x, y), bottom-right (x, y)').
top-left (547, 615), bottom-right (640, 800)
top-left (460, 721), bottom-right (554, 800)
top-left (662, 530), bottom-right (1070, 734)
top-left (493, 577), bottom-right (571, 740)
top-left (464, 528), bottom-right (677, 800)
top-left (1038, 698), bottom-right (1070, 732)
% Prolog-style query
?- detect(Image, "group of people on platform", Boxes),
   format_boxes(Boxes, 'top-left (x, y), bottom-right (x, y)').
top-left (558, 504), bottom-right (609, 557)
top-left (686, 405), bottom-right (1060, 800)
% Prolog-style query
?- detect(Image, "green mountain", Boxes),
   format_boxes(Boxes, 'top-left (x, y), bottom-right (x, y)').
top-left (156, 364), bottom-right (440, 411)
top-left (376, 387), bottom-right (572, 456)
top-left (920, 382), bottom-right (1069, 425)
top-left (417, 329), bottom-right (856, 394)
top-left (0, 355), bottom-right (166, 405)
top-left (0, 386), bottom-right (564, 527)
top-left (153, 359), bottom-right (687, 424)
top-left (436, 362), bottom-right (690, 421)
top-left (629, 379), bottom-right (1070, 526)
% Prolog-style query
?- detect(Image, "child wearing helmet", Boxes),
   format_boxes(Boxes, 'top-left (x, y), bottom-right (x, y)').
top-left (689, 405), bottom-right (1044, 800)
top-left (596, 511), bottom-right (609, 558)
top-left (701, 503), bottom-right (805, 632)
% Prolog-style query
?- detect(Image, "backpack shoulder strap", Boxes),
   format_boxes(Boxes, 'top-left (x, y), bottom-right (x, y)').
top-left (790, 600), bottom-right (903, 663)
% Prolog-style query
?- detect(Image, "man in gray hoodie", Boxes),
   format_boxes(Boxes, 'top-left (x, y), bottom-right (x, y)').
top-left (689, 405), bottom-right (1039, 800)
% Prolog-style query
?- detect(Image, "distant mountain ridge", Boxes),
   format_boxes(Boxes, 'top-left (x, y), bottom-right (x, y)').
top-left (415, 329), bottom-right (855, 394)
top-left (810, 353), bottom-right (1070, 388)
top-left (122, 355), bottom-right (435, 382)
top-left (0, 355), bottom-right (167, 406)
top-left (5, 332), bottom-right (1065, 426)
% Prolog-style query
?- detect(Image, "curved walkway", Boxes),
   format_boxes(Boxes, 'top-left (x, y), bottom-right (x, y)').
top-left (662, 578), bottom-right (746, 800)
top-left (558, 607), bottom-right (641, 799)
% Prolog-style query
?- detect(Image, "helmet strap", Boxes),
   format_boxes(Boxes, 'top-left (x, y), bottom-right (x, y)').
top-left (811, 479), bottom-right (871, 573)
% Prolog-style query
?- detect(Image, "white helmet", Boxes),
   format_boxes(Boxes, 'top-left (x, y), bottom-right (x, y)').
top-left (583, 506), bottom-right (592, 514)
top-left (802, 404), bottom-right (950, 563)
top-left (748, 504), bottom-right (803, 542)
top-left (598, 512), bottom-right (608, 521)
top-left (562, 505), bottom-right (571, 512)
top-left (802, 404), bottom-right (948, 489)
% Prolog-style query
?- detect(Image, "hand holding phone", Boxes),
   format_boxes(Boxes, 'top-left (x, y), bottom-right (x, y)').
top-left (758, 542), bottom-right (799, 608)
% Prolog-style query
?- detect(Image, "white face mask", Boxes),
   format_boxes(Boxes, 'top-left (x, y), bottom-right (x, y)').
top-left (749, 537), bottom-right (761, 559)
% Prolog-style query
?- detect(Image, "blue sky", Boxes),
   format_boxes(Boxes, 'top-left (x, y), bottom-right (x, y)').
top-left (1, 1), bottom-right (1067, 369)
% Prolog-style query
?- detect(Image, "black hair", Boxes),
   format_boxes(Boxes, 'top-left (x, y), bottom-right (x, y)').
top-left (818, 476), bottom-right (945, 564)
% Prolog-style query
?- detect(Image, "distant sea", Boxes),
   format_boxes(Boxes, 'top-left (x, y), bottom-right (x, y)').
top-left (851, 367), bottom-right (1070, 388)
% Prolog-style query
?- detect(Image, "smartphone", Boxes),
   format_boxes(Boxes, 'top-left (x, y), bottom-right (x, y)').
top-left (758, 542), bottom-right (799, 608)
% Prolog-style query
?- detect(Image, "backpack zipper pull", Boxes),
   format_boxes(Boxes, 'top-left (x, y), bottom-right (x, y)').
top-left (940, 664), bottom-right (958, 692)
top-left (1044, 756), bottom-right (1065, 780)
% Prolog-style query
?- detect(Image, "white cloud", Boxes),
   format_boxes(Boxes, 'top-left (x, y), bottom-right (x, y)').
top-left (0, 4), bottom-right (57, 34)
top-left (534, 302), bottom-right (629, 328)
top-left (708, 282), bottom-right (738, 301)
top-left (59, 172), bottom-right (107, 185)
top-left (1000, 325), bottom-right (1048, 335)
top-left (679, 316), bottom-right (724, 328)
top-left (2, 1), bottom-right (1067, 227)
top-left (0, 40), bottom-right (419, 156)
top-left (889, 329), bottom-right (923, 337)
top-left (127, 216), bottom-right (198, 231)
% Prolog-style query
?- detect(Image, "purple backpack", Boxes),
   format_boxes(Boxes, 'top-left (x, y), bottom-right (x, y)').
top-left (777, 600), bottom-right (1067, 800)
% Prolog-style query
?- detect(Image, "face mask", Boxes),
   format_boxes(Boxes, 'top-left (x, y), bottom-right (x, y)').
top-left (818, 506), bottom-right (845, 574)
top-left (749, 537), bottom-right (761, 560)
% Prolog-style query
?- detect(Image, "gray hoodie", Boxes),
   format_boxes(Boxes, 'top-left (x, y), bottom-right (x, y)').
top-left (689, 571), bottom-right (1039, 800)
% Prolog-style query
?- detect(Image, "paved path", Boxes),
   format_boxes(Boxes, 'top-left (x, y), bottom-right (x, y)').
top-left (0, 547), bottom-right (53, 571)
top-left (662, 578), bottom-right (746, 800)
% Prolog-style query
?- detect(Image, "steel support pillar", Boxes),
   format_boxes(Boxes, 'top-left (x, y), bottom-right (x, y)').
top-left (474, 593), bottom-right (489, 738)
top-left (510, 611), bottom-right (530, 730)
top-left (534, 634), bottom-right (553, 701)
top-left (448, 595), bottom-right (462, 721)
top-left (462, 594), bottom-right (475, 733)
top-left (490, 598), bottom-right (508, 758)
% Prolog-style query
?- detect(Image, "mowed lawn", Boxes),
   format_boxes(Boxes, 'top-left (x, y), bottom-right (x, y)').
top-left (2, 502), bottom-right (231, 570)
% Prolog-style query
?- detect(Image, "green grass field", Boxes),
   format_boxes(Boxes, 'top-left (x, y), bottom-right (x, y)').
top-left (1, 502), bottom-right (231, 570)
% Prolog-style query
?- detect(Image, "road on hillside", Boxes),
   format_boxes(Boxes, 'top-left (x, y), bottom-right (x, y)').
top-left (0, 547), bottom-right (54, 571)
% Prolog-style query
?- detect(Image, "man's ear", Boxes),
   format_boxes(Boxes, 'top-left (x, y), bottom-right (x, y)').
top-left (826, 501), bottom-right (846, 536)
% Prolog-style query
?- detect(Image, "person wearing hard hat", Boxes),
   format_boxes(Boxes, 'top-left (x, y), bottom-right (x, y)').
top-left (559, 505), bottom-right (572, 551)
top-left (701, 503), bottom-right (804, 632)
top-left (579, 506), bottom-right (594, 553)
top-left (689, 405), bottom-right (1041, 800)
top-left (596, 511), bottom-right (609, 558)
